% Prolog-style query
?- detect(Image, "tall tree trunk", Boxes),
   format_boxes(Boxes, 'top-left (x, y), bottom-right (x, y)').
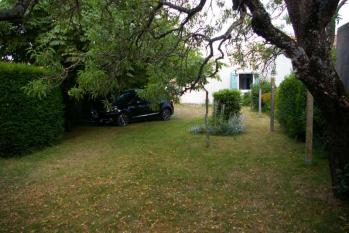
top-left (326, 111), bottom-right (349, 197)
top-left (297, 62), bottom-right (349, 197)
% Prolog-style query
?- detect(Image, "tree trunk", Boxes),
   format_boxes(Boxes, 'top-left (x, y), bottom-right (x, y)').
top-left (325, 109), bottom-right (349, 198)
top-left (297, 62), bottom-right (349, 197)
top-left (238, 0), bottom-right (349, 198)
top-left (320, 98), bottom-right (349, 197)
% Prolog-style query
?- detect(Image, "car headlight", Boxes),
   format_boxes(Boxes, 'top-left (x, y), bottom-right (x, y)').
top-left (111, 106), bottom-right (120, 112)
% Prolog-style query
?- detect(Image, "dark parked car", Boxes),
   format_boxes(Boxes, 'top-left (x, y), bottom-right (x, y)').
top-left (90, 90), bottom-right (174, 126)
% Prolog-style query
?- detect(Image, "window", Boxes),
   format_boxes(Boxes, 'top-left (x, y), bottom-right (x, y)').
top-left (239, 73), bottom-right (253, 90)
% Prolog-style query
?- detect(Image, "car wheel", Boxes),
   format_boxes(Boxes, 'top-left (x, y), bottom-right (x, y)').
top-left (116, 113), bottom-right (129, 126)
top-left (160, 108), bottom-right (171, 121)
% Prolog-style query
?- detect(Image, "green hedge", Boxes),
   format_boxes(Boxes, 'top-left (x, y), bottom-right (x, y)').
top-left (251, 81), bottom-right (271, 112)
top-left (276, 73), bottom-right (326, 147)
top-left (213, 89), bottom-right (241, 120)
top-left (241, 92), bottom-right (251, 106)
top-left (0, 62), bottom-right (64, 157)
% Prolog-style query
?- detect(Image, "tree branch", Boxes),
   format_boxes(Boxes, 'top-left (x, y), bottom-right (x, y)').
top-left (241, 0), bottom-right (309, 71)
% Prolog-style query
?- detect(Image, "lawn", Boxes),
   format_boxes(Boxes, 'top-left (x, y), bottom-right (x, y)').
top-left (0, 105), bottom-right (348, 232)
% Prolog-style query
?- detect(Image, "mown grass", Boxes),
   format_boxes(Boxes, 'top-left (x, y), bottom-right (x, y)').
top-left (0, 105), bottom-right (348, 232)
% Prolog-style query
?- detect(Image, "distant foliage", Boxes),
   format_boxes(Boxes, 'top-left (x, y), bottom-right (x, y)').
top-left (0, 62), bottom-right (64, 157)
top-left (190, 114), bottom-right (246, 136)
top-left (241, 92), bottom-right (251, 106)
top-left (276, 73), bottom-right (326, 147)
top-left (251, 81), bottom-right (271, 112)
top-left (213, 89), bottom-right (241, 120)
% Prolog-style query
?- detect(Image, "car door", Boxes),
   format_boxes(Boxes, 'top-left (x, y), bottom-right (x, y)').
top-left (130, 97), bottom-right (153, 119)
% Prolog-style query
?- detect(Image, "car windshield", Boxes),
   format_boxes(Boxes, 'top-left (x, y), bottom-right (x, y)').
top-left (114, 92), bottom-right (135, 106)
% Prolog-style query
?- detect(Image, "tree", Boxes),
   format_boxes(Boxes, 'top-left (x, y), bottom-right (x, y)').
top-left (138, 0), bottom-right (349, 198)
top-left (1, 0), bottom-right (215, 101)
top-left (1, 0), bottom-right (348, 197)
top-left (243, 0), bottom-right (349, 197)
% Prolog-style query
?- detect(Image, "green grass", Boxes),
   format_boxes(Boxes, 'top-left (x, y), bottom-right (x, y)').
top-left (0, 105), bottom-right (348, 232)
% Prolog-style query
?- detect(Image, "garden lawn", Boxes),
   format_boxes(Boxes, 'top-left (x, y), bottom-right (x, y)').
top-left (0, 105), bottom-right (348, 233)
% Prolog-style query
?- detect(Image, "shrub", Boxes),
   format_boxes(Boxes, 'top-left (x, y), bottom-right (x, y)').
top-left (276, 73), bottom-right (326, 147)
top-left (241, 92), bottom-right (251, 106)
top-left (190, 114), bottom-right (246, 136)
top-left (251, 81), bottom-right (271, 112)
top-left (213, 89), bottom-right (241, 120)
top-left (0, 62), bottom-right (64, 157)
top-left (261, 92), bottom-right (271, 112)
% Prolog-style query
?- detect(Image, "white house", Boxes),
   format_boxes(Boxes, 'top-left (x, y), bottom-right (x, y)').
top-left (180, 55), bottom-right (293, 104)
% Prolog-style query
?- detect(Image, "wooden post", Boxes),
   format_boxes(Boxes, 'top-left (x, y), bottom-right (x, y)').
top-left (250, 90), bottom-right (253, 110)
top-left (270, 77), bottom-right (275, 132)
top-left (204, 88), bottom-right (210, 148)
top-left (258, 84), bottom-right (262, 116)
top-left (305, 91), bottom-right (313, 164)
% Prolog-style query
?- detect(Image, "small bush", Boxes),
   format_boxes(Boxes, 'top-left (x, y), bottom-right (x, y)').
top-left (276, 73), bottom-right (326, 147)
top-left (251, 81), bottom-right (271, 112)
top-left (261, 92), bottom-right (271, 112)
top-left (0, 62), bottom-right (64, 157)
top-left (213, 89), bottom-right (241, 120)
top-left (190, 114), bottom-right (246, 136)
top-left (241, 92), bottom-right (251, 106)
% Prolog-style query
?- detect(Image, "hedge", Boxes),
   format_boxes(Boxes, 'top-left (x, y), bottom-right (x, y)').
top-left (241, 92), bottom-right (251, 106)
top-left (0, 62), bottom-right (64, 157)
top-left (276, 73), bottom-right (326, 147)
top-left (251, 81), bottom-right (272, 112)
top-left (213, 89), bottom-right (241, 120)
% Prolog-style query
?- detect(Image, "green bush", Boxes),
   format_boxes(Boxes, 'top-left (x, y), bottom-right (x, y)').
top-left (251, 81), bottom-right (271, 112)
top-left (276, 73), bottom-right (326, 147)
top-left (190, 114), bottom-right (246, 136)
top-left (0, 62), bottom-right (64, 157)
top-left (213, 89), bottom-right (241, 120)
top-left (241, 92), bottom-right (251, 106)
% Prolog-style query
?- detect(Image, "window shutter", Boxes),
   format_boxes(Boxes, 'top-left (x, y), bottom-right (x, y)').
top-left (253, 73), bottom-right (260, 85)
top-left (230, 71), bottom-right (238, 89)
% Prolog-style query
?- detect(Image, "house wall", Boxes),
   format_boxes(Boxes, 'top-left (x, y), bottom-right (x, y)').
top-left (336, 22), bottom-right (349, 92)
top-left (180, 54), bottom-right (293, 104)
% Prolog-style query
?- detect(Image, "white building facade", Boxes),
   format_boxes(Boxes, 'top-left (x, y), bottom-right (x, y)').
top-left (180, 55), bottom-right (293, 104)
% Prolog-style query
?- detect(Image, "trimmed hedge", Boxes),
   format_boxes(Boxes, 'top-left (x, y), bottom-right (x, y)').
top-left (0, 62), bottom-right (64, 157)
top-left (276, 73), bottom-right (326, 147)
top-left (251, 81), bottom-right (271, 112)
top-left (213, 89), bottom-right (241, 120)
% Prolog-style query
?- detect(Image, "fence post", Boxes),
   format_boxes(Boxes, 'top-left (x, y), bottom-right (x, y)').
top-left (305, 91), bottom-right (313, 164)
top-left (270, 77), bottom-right (275, 132)
top-left (258, 84), bottom-right (262, 116)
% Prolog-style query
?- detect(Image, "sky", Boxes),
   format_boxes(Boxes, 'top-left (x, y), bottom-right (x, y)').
top-left (203, 0), bottom-right (349, 67)
top-left (338, 2), bottom-right (349, 28)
